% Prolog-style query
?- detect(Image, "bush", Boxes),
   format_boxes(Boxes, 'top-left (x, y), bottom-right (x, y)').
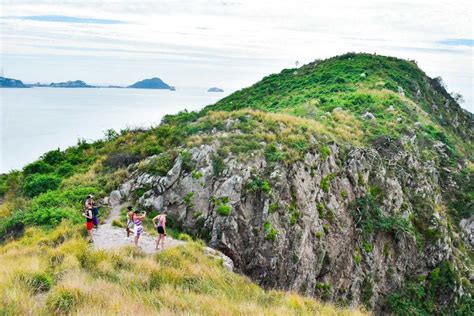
top-left (42, 149), bottom-right (64, 165)
top-left (18, 272), bottom-right (53, 293)
top-left (217, 204), bottom-right (231, 216)
top-left (23, 160), bottom-right (54, 175)
top-left (56, 163), bottom-right (75, 177)
top-left (143, 153), bottom-right (175, 176)
top-left (23, 174), bottom-right (61, 197)
top-left (103, 153), bottom-right (140, 169)
top-left (212, 155), bottom-right (225, 177)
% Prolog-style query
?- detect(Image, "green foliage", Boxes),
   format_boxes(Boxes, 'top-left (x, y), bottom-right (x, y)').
top-left (362, 241), bottom-right (373, 253)
top-left (23, 160), bottom-right (54, 175)
top-left (263, 221), bottom-right (278, 241)
top-left (180, 150), bottom-right (195, 174)
top-left (216, 204), bottom-right (231, 216)
top-left (142, 153), bottom-right (175, 176)
top-left (246, 177), bottom-right (272, 194)
top-left (211, 196), bottom-right (231, 216)
top-left (23, 174), bottom-right (61, 197)
top-left (353, 248), bottom-right (362, 265)
top-left (212, 155), bottom-right (225, 177)
top-left (361, 278), bottom-right (374, 308)
top-left (265, 143), bottom-right (285, 163)
top-left (317, 202), bottom-right (334, 223)
top-left (315, 282), bottom-right (332, 301)
top-left (388, 261), bottom-right (472, 315)
top-left (320, 173), bottom-right (336, 193)
top-left (352, 194), bottom-right (414, 239)
top-left (320, 145), bottom-right (331, 160)
top-left (184, 192), bottom-right (194, 208)
top-left (191, 170), bottom-right (203, 180)
top-left (18, 272), bottom-right (53, 293)
top-left (269, 203), bottom-right (279, 214)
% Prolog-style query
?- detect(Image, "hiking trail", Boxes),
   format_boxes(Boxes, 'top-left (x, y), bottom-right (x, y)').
top-left (92, 204), bottom-right (185, 254)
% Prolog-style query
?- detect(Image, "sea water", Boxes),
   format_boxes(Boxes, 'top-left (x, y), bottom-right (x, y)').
top-left (0, 87), bottom-right (228, 173)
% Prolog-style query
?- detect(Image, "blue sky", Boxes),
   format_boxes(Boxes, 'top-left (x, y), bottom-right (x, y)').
top-left (1, 0), bottom-right (473, 111)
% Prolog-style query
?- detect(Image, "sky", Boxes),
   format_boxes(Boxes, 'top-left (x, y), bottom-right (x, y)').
top-left (0, 0), bottom-right (473, 112)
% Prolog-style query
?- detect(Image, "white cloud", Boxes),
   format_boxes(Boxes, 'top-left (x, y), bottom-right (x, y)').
top-left (1, 0), bottom-right (473, 110)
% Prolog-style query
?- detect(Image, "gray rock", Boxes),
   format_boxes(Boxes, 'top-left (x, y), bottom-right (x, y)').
top-left (109, 190), bottom-right (122, 206)
top-left (362, 112), bottom-right (375, 120)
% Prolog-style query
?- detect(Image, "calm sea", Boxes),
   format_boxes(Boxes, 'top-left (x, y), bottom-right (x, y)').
top-left (0, 87), bottom-right (228, 173)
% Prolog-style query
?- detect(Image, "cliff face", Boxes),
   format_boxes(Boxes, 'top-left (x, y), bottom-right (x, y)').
top-left (102, 54), bottom-right (473, 314)
top-left (109, 110), bottom-right (468, 312)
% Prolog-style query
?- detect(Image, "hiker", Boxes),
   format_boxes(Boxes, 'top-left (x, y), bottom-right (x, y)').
top-left (85, 195), bottom-right (99, 229)
top-left (152, 213), bottom-right (167, 250)
top-left (125, 206), bottom-right (134, 241)
top-left (132, 208), bottom-right (147, 247)
top-left (84, 207), bottom-right (94, 243)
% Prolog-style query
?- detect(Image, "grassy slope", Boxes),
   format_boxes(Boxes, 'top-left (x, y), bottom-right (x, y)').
top-left (0, 53), bottom-right (473, 314)
top-left (0, 223), bottom-right (363, 315)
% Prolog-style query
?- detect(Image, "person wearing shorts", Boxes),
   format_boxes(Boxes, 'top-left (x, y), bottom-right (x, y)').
top-left (125, 206), bottom-right (134, 241)
top-left (132, 209), bottom-right (146, 247)
top-left (152, 213), bottom-right (167, 250)
top-left (84, 208), bottom-right (94, 243)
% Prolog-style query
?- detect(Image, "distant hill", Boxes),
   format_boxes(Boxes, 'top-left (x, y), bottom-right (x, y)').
top-left (49, 80), bottom-right (95, 88)
top-left (208, 87), bottom-right (224, 92)
top-left (128, 77), bottom-right (171, 89)
top-left (0, 76), bottom-right (27, 88)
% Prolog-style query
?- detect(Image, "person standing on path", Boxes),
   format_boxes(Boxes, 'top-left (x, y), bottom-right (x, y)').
top-left (125, 206), bottom-right (134, 241)
top-left (84, 207), bottom-right (94, 243)
top-left (85, 195), bottom-right (99, 229)
top-left (132, 208), bottom-right (147, 247)
top-left (152, 213), bottom-right (167, 250)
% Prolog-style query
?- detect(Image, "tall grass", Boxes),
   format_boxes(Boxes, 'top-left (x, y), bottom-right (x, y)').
top-left (0, 223), bottom-right (365, 315)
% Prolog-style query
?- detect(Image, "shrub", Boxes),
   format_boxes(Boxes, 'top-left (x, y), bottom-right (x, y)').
top-left (180, 150), bottom-right (195, 174)
top-left (217, 204), bottom-right (231, 216)
top-left (269, 203), bottom-right (279, 214)
top-left (18, 272), bottom-right (53, 293)
top-left (103, 153), bottom-right (140, 169)
top-left (23, 174), bottom-right (61, 197)
top-left (320, 173), bottom-right (336, 193)
top-left (23, 160), bottom-right (54, 175)
top-left (265, 143), bottom-right (285, 163)
top-left (191, 170), bottom-right (203, 179)
top-left (56, 163), bottom-right (75, 177)
top-left (212, 155), bottom-right (225, 177)
top-left (42, 149), bottom-right (64, 165)
top-left (320, 145), bottom-right (331, 160)
top-left (144, 153), bottom-right (175, 176)
top-left (46, 287), bottom-right (80, 314)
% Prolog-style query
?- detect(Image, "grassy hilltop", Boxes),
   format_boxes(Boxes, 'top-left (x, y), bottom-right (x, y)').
top-left (0, 53), bottom-right (473, 315)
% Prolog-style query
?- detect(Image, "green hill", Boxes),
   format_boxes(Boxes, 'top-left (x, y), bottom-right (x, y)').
top-left (0, 53), bottom-right (472, 315)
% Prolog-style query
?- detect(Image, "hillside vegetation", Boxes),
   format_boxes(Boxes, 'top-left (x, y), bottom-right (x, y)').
top-left (0, 53), bottom-right (473, 315)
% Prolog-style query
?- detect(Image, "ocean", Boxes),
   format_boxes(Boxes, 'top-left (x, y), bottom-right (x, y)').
top-left (0, 87), bottom-right (228, 173)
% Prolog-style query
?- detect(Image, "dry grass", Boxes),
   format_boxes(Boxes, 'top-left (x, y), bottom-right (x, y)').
top-left (0, 223), bottom-right (366, 316)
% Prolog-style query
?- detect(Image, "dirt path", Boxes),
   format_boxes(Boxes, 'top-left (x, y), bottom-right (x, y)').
top-left (93, 204), bottom-right (185, 254)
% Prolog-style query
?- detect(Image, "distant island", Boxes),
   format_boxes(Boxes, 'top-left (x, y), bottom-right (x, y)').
top-left (208, 87), bottom-right (224, 92)
top-left (1, 76), bottom-right (176, 90)
top-left (49, 80), bottom-right (95, 88)
top-left (128, 77), bottom-right (172, 89)
top-left (0, 76), bottom-right (28, 88)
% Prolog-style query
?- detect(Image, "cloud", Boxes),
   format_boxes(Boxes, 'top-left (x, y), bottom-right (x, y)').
top-left (438, 39), bottom-right (474, 47)
top-left (0, 0), bottom-right (472, 111)
top-left (17, 15), bottom-right (125, 24)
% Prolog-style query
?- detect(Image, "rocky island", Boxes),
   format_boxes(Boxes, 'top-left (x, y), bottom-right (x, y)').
top-left (208, 87), bottom-right (224, 92)
top-left (0, 76), bottom-right (27, 88)
top-left (128, 77), bottom-right (172, 89)
top-left (49, 80), bottom-right (95, 88)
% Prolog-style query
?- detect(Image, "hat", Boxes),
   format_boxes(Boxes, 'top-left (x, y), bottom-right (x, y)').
top-left (87, 194), bottom-right (94, 198)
